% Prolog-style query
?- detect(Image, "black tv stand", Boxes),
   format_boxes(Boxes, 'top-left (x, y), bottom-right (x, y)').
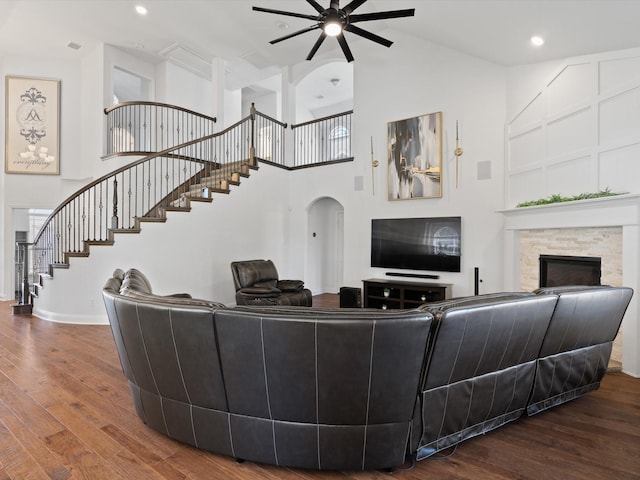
top-left (386, 272), bottom-right (440, 280)
top-left (363, 278), bottom-right (452, 309)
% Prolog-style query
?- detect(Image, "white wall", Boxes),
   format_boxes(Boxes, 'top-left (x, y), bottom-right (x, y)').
top-left (24, 31), bottom-right (508, 320)
top-left (0, 53), bottom-right (96, 300)
top-left (287, 31), bottom-right (508, 299)
top-left (505, 47), bottom-right (640, 208)
top-left (156, 61), bottom-right (213, 116)
top-left (34, 165), bottom-right (291, 323)
top-left (505, 47), bottom-right (640, 376)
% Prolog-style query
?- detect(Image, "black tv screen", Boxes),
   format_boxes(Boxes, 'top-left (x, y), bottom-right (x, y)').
top-left (371, 217), bottom-right (461, 272)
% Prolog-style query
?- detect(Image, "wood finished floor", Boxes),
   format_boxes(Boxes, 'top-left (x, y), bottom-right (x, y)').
top-left (1, 295), bottom-right (639, 479)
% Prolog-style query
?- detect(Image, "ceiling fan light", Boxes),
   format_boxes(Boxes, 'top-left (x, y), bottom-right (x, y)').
top-left (324, 21), bottom-right (342, 37)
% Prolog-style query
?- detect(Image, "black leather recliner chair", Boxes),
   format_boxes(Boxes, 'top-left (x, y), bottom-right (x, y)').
top-left (230, 259), bottom-right (312, 306)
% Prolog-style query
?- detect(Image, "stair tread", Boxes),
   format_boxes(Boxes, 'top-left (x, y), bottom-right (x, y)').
top-left (111, 228), bottom-right (142, 234)
top-left (188, 196), bottom-right (213, 203)
top-left (85, 240), bottom-right (115, 246)
top-left (163, 206), bottom-right (191, 212)
top-left (66, 252), bottom-right (90, 257)
top-left (138, 217), bottom-right (167, 223)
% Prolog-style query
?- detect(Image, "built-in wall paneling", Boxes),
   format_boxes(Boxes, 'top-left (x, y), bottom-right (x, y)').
top-left (506, 49), bottom-right (640, 208)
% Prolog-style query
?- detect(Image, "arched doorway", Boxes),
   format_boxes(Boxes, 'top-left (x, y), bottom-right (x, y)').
top-left (307, 197), bottom-right (344, 294)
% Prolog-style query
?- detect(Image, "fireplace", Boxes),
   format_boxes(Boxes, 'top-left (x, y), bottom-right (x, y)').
top-left (539, 254), bottom-right (601, 288)
top-left (501, 194), bottom-right (640, 376)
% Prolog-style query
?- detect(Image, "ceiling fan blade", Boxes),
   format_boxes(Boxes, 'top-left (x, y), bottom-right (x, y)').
top-left (306, 32), bottom-right (327, 60)
top-left (337, 33), bottom-right (354, 63)
top-left (306, 0), bottom-right (325, 14)
top-left (270, 24), bottom-right (321, 45)
top-left (252, 6), bottom-right (319, 21)
top-left (345, 24), bottom-right (392, 47)
top-left (349, 9), bottom-right (415, 23)
top-left (342, 0), bottom-right (368, 15)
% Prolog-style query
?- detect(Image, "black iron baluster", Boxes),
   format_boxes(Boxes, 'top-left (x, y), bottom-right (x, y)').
top-left (112, 177), bottom-right (118, 229)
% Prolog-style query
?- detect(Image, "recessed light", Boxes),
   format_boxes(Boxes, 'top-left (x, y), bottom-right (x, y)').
top-left (276, 21), bottom-right (289, 30)
top-left (531, 35), bottom-right (544, 47)
top-left (66, 41), bottom-right (82, 50)
top-left (135, 5), bottom-right (148, 15)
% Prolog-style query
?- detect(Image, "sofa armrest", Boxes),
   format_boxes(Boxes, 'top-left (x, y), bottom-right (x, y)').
top-left (277, 280), bottom-right (305, 292)
top-left (237, 286), bottom-right (282, 297)
top-left (166, 293), bottom-right (193, 298)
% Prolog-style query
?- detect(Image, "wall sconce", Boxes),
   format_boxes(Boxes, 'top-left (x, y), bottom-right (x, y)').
top-left (371, 136), bottom-right (379, 195)
top-left (454, 120), bottom-right (463, 188)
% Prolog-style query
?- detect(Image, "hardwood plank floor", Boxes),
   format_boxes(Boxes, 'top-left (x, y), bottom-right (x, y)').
top-left (1, 297), bottom-right (638, 479)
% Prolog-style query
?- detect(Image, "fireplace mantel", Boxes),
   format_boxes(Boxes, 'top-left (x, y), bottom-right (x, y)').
top-left (500, 193), bottom-right (640, 377)
top-left (500, 193), bottom-right (640, 231)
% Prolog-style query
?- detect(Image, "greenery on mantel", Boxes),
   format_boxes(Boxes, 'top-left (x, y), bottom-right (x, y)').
top-left (516, 188), bottom-right (627, 208)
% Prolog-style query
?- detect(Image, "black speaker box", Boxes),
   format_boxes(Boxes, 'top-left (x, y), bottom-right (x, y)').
top-left (339, 287), bottom-right (362, 308)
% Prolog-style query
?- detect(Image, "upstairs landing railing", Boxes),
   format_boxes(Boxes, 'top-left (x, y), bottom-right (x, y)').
top-left (105, 103), bottom-right (353, 169)
top-left (104, 101), bottom-right (217, 156)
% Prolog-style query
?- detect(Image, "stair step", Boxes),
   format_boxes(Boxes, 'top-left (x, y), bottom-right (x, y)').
top-left (163, 206), bottom-right (191, 213)
top-left (85, 240), bottom-right (115, 247)
top-left (137, 217), bottom-right (167, 223)
top-left (188, 196), bottom-right (213, 203)
top-left (65, 252), bottom-right (90, 259)
top-left (207, 187), bottom-right (230, 195)
top-left (11, 303), bottom-right (33, 315)
top-left (111, 228), bottom-right (142, 234)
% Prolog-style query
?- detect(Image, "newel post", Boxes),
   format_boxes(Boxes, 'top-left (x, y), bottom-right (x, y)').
top-left (11, 241), bottom-right (34, 315)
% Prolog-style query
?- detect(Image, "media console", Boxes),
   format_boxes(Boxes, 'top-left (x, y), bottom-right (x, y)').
top-left (362, 278), bottom-right (453, 309)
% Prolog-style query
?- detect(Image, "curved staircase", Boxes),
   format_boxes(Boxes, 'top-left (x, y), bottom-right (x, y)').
top-left (24, 104), bottom-right (273, 309)
top-left (13, 102), bottom-right (352, 317)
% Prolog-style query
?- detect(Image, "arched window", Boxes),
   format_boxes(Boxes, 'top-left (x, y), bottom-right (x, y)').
top-left (330, 125), bottom-right (349, 139)
top-left (329, 124), bottom-right (350, 160)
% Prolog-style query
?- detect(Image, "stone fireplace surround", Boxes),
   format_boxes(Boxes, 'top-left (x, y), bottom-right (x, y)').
top-left (501, 194), bottom-right (640, 378)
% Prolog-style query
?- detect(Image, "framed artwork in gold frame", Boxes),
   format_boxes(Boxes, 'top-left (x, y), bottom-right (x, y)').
top-left (5, 75), bottom-right (60, 175)
top-left (387, 111), bottom-right (442, 200)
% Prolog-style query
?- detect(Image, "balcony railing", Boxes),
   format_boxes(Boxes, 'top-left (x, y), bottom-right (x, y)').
top-left (291, 110), bottom-right (353, 167)
top-left (104, 101), bottom-right (217, 156)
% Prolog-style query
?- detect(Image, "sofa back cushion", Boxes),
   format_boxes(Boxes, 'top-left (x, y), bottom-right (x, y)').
top-left (103, 290), bottom-right (227, 412)
top-left (231, 259), bottom-right (279, 289)
top-left (422, 294), bottom-right (558, 390)
top-left (535, 286), bottom-right (633, 357)
top-left (120, 268), bottom-right (153, 294)
top-left (213, 308), bottom-right (433, 425)
top-left (415, 294), bottom-right (559, 458)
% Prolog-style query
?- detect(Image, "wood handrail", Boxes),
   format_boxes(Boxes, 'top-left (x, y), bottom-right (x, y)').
top-left (33, 114), bottom-right (251, 245)
top-left (104, 101), bottom-right (217, 123)
top-left (255, 111), bottom-right (288, 128)
top-left (290, 110), bottom-right (354, 129)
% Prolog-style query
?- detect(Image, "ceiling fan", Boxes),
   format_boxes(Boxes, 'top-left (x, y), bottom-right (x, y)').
top-left (252, 0), bottom-right (415, 62)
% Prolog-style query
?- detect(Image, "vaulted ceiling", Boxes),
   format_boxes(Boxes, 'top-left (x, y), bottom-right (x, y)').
top-left (2, 0), bottom-right (640, 109)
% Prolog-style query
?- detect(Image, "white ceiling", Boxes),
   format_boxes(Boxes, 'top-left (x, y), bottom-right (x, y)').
top-left (2, 0), bottom-right (640, 109)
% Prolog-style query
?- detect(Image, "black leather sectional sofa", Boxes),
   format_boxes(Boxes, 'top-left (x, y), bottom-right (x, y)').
top-left (102, 269), bottom-right (632, 471)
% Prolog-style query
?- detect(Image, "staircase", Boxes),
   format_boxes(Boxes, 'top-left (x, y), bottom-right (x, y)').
top-left (13, 102), bottom-right (353, 316)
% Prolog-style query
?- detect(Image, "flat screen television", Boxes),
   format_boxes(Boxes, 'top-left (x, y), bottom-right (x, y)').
top-left (371, 216), bottom-right (461, 272)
